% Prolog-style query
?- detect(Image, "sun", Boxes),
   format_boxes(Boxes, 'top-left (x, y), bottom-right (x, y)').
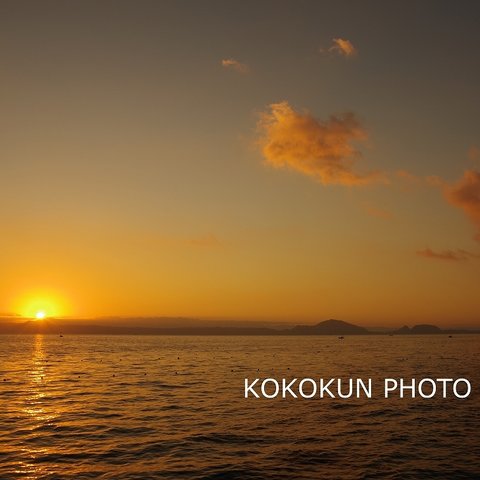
top-left (13, 289), bottom-right (71, 320)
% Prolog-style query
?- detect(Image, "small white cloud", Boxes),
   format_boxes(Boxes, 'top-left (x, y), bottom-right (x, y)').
top-left (221, 58), bottom-right (250, 74)
top-left (323, 38), bottom-right (357, 57)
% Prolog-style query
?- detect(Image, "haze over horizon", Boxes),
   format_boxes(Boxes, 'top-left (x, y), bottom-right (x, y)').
top-left (1, 1), bottom-right (480, 326)
top-left (1, 314), bottom-right (478, 331)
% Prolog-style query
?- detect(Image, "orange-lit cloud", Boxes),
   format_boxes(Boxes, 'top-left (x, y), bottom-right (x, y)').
top-left (444, 170), bottom-right (480, 241)
top-left (416, 248), bottom-right (478, 262)
top-left (185, 234), bottom-right (223, 248)
top-left (396, 170), bottom-right (450, 189)
top-left (396, 169), bottom-right (421, 184)
top-left (328, 38), bottom-right (357, 57)
top-left (363, 202), bottom-right (393, 219)
top-left (426, 175), bottom-right (447, 188)
top-left (395, 169), bottom-right (424, 192)
top-left (256, 101), bottom-right (384, 186)
top-left (221, 58), bottom-right (249, 74)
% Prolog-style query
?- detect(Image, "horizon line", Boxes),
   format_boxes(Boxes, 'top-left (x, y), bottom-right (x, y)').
top-left (1, 316), bottom-right (479, 330)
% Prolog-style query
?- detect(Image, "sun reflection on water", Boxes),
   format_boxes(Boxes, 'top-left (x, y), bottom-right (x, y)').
top-left (16, 335), bottom-right (58, 479)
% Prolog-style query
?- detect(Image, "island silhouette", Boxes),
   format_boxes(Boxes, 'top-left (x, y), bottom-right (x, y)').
top-left (0, 318), bottom-right (477, 335)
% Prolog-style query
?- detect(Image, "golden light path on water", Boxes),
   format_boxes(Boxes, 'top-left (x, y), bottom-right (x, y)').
top-left (17, 335), bottom-right (58, 478)
top-left (0, 335), bottom-right (479, 479)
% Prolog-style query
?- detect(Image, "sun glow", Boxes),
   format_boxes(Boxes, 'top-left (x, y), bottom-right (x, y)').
top-left (14, 289), bottom-right (71, 320)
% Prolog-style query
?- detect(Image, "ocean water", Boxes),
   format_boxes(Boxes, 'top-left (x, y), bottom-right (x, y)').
top-left (0, 334), bottom-right (479, 479)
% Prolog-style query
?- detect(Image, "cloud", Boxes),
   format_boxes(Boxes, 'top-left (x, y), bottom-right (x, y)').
top-left (443, 170), bottom-right (480, 241)
top-left (137, 233), bottom-right (224, 250)
top-left (416, 248), bottom-right (478, 262)
top-left (426, 175), bottom-right (447, 188)
top-left (468, 146), bottom-right (480, 164)
top-left (185, 234), bottom-right (223, 248)
top-left (396, 169), bottom-right (421, 184)
top-left (256, 101), bottom-right (384, 186)
top-left (363, 202), bottom-right (393, 219)
top-left (395, 169), bottom-right (424, 192)
top-left (327, 38), bottom-right (357, 57)
top-left (221, 58), bottom-right (249, 74)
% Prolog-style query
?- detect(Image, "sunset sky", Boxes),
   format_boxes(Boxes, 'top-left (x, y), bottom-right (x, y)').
top-left (1, 1), bottom-right (480, 326)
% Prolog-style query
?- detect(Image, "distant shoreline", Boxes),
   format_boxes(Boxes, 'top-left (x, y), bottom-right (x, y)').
top-left (0, 318), bottom-right (478, 336)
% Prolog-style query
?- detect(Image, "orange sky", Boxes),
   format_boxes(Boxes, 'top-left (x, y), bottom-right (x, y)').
top-left (1, 1), bottom-right (479, 326)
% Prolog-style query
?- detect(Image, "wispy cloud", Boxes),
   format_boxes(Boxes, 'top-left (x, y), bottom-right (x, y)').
top-left (394, 169), bottom-right (424, 192)
top-left (396, 169), bottom-right (421, 185)
top-left (322, 38), bottom-right (357, 57)
top-left (138, 233), bottom-right (224, 250)
top-left (256, 101), bottom-right (384, 186)
top-left (443, 170), bottom-right (480, 242)
top-left (185, 234), bottom-right (223, 248)
top-left (363, 202), bottom-right (393, 219)
top-left (468, 146), bottom-right (480, 164)
top-left (416, 247), bottom-right (479, 262)
top-left (221, 58), bottom-right (250, 74)
top-left (426, 175), bottom-right (447, 188)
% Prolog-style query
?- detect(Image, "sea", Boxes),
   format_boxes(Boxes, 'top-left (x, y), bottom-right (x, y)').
top-left (0, 334), bottom-right (478, 479)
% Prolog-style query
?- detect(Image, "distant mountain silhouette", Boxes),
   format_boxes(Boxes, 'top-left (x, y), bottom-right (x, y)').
top-left (392, 324), bottom-right (443, 335)
top-left (291, 319), bottom-right (369, 335)
top-left (0, 317), bottom-right (478, 335)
